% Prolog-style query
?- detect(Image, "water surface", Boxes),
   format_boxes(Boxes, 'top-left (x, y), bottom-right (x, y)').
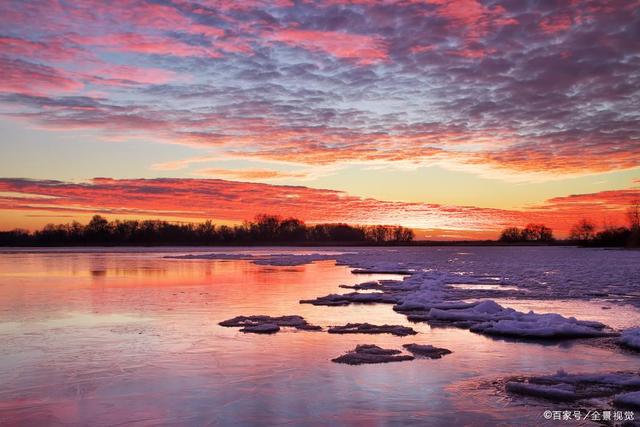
top-left (1, 247), bottom-right (639, 426)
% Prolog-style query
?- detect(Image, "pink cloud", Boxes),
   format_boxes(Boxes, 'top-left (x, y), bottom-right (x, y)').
top-left (0, 58), bottom-right (83, 96)
top-left (1, 0), bottom-right (638, 179)
top-left (0, 36), bottom-right (85, 61)
top-left (539, 14), bottom-right (574, 34)
top-left (83, 64), bottom-right (177, 86)
top-left (182, 0), bottom-right (295, 12)
top-left (72, 33), bottom-right (222, 58)
top-left (409, 44), bottom-right (436, 54)
top-left (425, 0), bottom-right (517, 39)
top-left (267, 28), bottom-right (387, 64)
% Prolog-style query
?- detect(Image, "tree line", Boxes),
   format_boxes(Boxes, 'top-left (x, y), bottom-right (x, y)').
top-left (567, 202), bottom-right (640, 247)
top-left (498, 223), bottom-right (555, 243)
top-left (0, 214), bottom-right (415, 246)
top-left (498, 202), bottom-right (640, 247)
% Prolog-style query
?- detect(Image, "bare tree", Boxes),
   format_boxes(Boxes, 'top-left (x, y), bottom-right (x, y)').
top-left (627, 199), bottom-right (640, 231)
top-left (569, 218), bottom-right (596, 242)
top-left (522, 223), bottom-right (554, 242)
top-left (499, 227), bottom-right (522, 243)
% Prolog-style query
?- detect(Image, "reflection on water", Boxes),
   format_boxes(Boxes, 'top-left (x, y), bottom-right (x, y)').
top-left (448, 283), bottom-right (521, 291)
top-left (0, 248), bottom-right (639, 426)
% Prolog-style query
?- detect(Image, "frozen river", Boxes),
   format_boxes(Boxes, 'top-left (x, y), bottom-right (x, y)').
top-left (0, 246), bottom-right (639, 426)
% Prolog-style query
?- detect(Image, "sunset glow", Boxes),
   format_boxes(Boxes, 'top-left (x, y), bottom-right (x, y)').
top-left (1, 0), bottom-right (639, 238)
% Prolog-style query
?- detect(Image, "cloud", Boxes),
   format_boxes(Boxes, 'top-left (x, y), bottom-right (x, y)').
top-left (0, 35), bottom-right (85, 61)
top-left (0, 0), bottom-right (638, 177)
top-left (266, 28), bottom-right (387, 64)
top-left (0, 177), bottom-right (515, 232)
top-left (0, 177), bottom-right (638, 237)
top-left (70, 33), bottom-right (222, 58)
top-left (195, 168), bottom-right (307, 180)
top-left (82, 65), bottom-right (177, 86)
top-left (149, 155), bottom-right (221, 171)
top-left (0, 58), bottom-right (83, 95)
top-left (539, 189), bottom-right (640, 212)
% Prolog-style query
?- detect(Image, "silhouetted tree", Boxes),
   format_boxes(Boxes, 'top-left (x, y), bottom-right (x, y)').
top-left (592, 226), bottom-right (631, 247)
top-left (522, 223), bottom-right (554, 242)
top-left (569, 219), bottom-right (596, 242)
top-left (627, 200), bottom-right (640, 247)
top-left (0, 229), bottom-right (31, 245)
top-left (628, 200), bottom-right (640, 230)
top-left (393, 226), bottom-right (415, 242)
top-left (278, 218), bottom-right (306, 242)
top-left (249, 214), bottom-right (281, 242)
top-left (195, 220), bottom-right (215, 244)
top-left (499, 227), bottom-right (523, 243)
top-left (84, 215), bottom-right (112, 243)
top-left (499, 224), bottom-right (553, 243)
top-left (0, 214), bottom-right (416, 246)
top-left (366, 225), bottom-right (391, 243)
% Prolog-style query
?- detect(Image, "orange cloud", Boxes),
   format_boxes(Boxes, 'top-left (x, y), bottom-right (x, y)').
top-left (196, 168), bottom-right (308, 180)
top-left (473, 139), bottom-right (640, 174)
top-left (0, 178), bottom-right (515, 234)
top-left (537, 189), bottom-right (640, 212)
top-left (0, 178), bottom-right (637, 238)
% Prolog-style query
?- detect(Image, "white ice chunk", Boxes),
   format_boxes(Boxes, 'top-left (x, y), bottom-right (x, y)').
top-left (429, 300), bottom-right (513, 322)
top-left (614, 391), bottom-right (640, 408)
top-left (429, 300), bottom-right (610, 338)
top-left (506, 381), bottom-right (577, 401)
top-left (620, 327), bottom-right (640, 350)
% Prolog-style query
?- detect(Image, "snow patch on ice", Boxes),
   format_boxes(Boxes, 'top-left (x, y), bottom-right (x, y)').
top-left (332, 344), bottom-right (414, 365)
top-left (506, 381), bottom-right (577, 401)
top-left (614, 391), bottom-right (640, 408)
top-left (506, 370), bottom-right (640, 405)
top-left (470, 315), bottom-right (611, 339)
top-left (219, 315), bottom-right (322, 333)
top-left (620, 328), bottom-right (640, 350)
top-left (327, 322), bottom-right (417, 337)
top-left (180, 248), bottom-right (634, 341)
top-left (402, 343), bottom-right (452, 359)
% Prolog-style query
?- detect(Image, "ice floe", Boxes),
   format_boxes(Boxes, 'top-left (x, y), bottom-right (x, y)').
top-left (424, 300), bottom-right (613, 338)
top-left (351, 269), bottom-right (413, 275)
top-left (300, 292), bottom-right (398, 306)
top-left (240, 323), bottom-right (280, 334)
top-left (506, 381), bottom-right (577, 401)
top-left (188, 248), bottom-right (637, 343)
top-left (219, 315), bottom-right (322, 333)
top-left (620, 328), bottom-right (640, 350)
top-left (506, 370), bottom-right (640, 404)
top-left (332, 344), bottom-right (414, 365)
top-left (327, 323), bottom-right (417, 337)
top-left (614, 391), bottom-right (640, 408)
top-left (470, 318), bottom-right (611, 339)
top-left (171, 247), bottom-right (640, 312)
top-left (402, 344), bottom-right (452, 359)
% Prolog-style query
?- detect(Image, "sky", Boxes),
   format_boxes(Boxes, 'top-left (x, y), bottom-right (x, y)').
top-left (0, 0), bottom-right (639, 239)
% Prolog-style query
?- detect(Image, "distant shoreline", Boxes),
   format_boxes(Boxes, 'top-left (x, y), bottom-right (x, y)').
top-left (2, 213), bottom-right (636, 248)
top-left (0, 240), bottom-right (582, 248)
